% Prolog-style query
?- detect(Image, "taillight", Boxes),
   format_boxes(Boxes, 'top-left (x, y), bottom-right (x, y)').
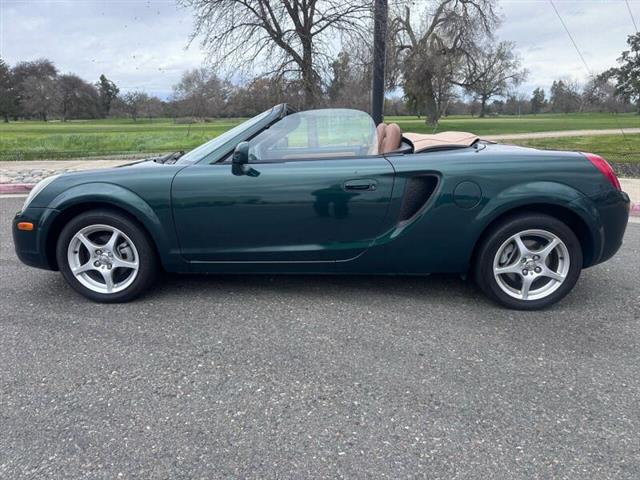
top-left (582, 152), bottom-right (621, 191)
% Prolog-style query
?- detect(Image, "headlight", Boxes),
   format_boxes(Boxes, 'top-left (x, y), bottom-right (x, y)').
top-left (22, 175), bottom-right (61, 211)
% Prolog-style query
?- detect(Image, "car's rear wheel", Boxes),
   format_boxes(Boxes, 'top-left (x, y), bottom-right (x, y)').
top-left (56, 210), bottom-right (157, 303)
top-left (474, 213), bottom-right (582, 310)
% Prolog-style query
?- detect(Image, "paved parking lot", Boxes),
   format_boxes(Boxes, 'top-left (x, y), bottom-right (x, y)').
top-left (1, 196), bottom-right (639, 479)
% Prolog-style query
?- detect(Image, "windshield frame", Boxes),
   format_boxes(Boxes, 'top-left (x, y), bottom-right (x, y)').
top-left (176, 105), bottom-right (287, 165)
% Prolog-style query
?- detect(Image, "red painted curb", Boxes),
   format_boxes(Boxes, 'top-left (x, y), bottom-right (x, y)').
top-left (0, 183), bottom-right (35, 194)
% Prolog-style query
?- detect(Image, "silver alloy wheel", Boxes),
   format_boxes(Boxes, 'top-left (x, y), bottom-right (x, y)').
top-left (492, 229), bottom-right (570, 301)
top-left (67, 224), bottom-right (139, 294)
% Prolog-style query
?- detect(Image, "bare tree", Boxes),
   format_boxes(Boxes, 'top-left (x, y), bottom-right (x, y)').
top-left (582, 74), bottom-right (627, 113)
top-left (550, 79), bottom-right (581, 113)
top-left (13, 59), bottom-right (59, 121)
top-left (0, 58), bottom-right (17, 122)
top-left (462, 41), bottom-right (527, 117)
top-left (120, 91), bottom-right (150, 122)
top-left (326, 51), bottom-right (371, 111)
top-left (391, 0), bottom-right (499, 125)
top-left (178, 0), bottom-right (372, 108)
top-left (59, 74), bottom-right (100, 121)
top-left (171, 68), bottom-right (231, 118)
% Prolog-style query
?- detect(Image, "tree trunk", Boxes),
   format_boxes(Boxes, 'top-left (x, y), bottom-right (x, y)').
top-left (423, 74), bottom-right (439, 126)
top-left (3, 114), bottom-right (8, 123)
top-left (479, 96), bottom-right (488, 118)
top-left (301, 37), bottom-right (316, 109)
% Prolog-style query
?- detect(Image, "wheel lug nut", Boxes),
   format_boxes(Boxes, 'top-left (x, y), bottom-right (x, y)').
top-left (522, 269), bottom-right (528, 275)
top-left (94, 261), bottom-right (100, 267)
top-left (535, 267), bottom-right (541, 273)
top-left (533, 255), bottom-right (540, 260)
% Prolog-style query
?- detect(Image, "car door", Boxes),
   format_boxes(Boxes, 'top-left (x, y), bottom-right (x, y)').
top-left (171, 109), bottom-right (396, 263)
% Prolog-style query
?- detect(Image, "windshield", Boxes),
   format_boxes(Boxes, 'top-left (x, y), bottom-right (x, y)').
top-left (248, 109), bottom-right (377, 161)
top-left (177, 108), bottom-right (274, 164)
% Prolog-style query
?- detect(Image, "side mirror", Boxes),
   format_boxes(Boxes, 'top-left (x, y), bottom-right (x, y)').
top-left (232, 141), bottom-right (250, 176)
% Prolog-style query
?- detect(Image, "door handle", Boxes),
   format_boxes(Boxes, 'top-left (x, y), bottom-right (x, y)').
top-left (344, 179), bottom-right (377, 191)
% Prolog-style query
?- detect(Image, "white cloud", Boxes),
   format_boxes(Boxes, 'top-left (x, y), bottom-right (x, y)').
top-left (498, 0), bottom-right (639, 93)
top-left (1, 0), bottom-right (638, 98)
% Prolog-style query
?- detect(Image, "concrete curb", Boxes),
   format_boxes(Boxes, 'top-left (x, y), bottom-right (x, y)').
top-left (2, 182), bottom-right (639, 217)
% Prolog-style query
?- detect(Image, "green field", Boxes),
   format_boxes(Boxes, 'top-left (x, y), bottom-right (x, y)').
top-left (0, 113), bottom-right (638, 161)
top-left (509, 135), bottom-right (640, 164)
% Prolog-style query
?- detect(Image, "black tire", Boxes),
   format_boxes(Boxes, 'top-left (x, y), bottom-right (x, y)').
top-left (474, 213), bottom-right (582, 310)
top-left (56, 209), bottom-right (158, 303)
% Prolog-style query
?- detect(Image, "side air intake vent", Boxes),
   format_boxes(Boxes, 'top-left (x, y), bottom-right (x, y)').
top-left (398, 175), bottom-right (438, 223)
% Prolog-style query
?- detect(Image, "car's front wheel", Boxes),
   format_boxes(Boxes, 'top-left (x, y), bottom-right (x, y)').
top-left (56, 210), bottom-right (158, 303)
top-left (474, 213), bottom-right (583, 310)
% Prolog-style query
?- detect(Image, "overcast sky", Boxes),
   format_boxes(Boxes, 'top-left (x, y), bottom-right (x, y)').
top-left (1, 0), bottom-right (638, 99)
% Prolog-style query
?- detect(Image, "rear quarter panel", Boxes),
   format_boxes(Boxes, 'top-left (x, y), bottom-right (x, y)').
top-left (354, 144), bottom-right (608, 273)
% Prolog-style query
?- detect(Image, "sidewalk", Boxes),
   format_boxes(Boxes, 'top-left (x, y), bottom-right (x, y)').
top-left (1, 158), bottom-right (639, 216)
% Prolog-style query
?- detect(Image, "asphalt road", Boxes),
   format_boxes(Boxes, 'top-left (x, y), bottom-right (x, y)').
top-left (1, 196), bottom-right (639, 479)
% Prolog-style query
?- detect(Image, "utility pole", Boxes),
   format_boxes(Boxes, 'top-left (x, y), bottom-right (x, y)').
top-left (371, 0), bottom-right (388, 125)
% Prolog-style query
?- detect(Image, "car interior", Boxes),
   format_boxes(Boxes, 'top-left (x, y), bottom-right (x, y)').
top-left (376, 122), bottom-right (481, 155)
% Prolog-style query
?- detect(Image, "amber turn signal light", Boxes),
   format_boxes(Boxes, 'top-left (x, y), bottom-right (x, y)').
top-left (17, 222), bottom-right (34, 231)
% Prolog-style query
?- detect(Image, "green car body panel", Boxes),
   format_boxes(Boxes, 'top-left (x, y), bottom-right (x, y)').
top-left (12, 108), bottom-right (630, 278)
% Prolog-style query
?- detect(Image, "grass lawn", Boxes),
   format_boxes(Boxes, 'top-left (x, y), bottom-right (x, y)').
top-left (508, 134), bottom-right (640, 164)
top-left (0, 118), bottom-right (244, 160)
top-left (392, 112), bottom-right (639, 135)
top-left (0, 112), bottom-right (638, 161)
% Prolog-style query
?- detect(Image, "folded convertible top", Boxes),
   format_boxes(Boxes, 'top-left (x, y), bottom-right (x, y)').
top-left (403, 131), bottom-right (480, 152)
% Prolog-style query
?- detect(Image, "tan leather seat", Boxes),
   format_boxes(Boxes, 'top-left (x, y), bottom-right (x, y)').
top-left (375, 122), bottom-right (402, 154)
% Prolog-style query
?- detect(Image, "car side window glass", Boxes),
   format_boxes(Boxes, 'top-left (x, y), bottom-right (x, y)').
top-left (248, 109), bottom-right (378, 162)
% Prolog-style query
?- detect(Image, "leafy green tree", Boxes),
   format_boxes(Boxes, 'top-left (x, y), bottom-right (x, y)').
top-left (607, 32), bottom-right (640, 114)
top-left (97, 74), bottom-right (119, 117)
top-left (530, 87), bottom-right (546, 114)
top-left (0, 58), bottom-right (17, 122)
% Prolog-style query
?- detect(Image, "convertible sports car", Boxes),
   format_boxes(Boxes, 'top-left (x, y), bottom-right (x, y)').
top-left (13, 105), bottom-right (630, 309)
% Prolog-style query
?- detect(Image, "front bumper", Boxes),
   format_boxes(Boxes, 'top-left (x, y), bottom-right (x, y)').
top-left (13, 207), bottom-right (59, 270)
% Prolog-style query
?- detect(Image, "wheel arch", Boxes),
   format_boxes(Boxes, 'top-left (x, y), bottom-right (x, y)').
top-left (45, 201), bottom-right (164, 270)
top-left (470, 202), bottom-right (597, 271)
top-left (41, 183), bottom-right (172, 270)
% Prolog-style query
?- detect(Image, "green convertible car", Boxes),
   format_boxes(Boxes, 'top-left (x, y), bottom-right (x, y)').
top-left (13, 105), bottom-right (630, 309)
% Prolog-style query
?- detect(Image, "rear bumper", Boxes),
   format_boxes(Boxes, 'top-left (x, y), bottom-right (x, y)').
top-left (12, 207), bottom-right (58, 271)
top-left (582, 189), bottom-right (630, 267)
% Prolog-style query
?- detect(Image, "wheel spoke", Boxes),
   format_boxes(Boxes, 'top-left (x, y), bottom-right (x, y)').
top-left (536, 238), bottom-right (560, 262)
top-left (100, 269), bottom-right (114, 293)
top-left (104, 230), bottom-right (119, 251)
top-left (541, 267), bottom-right (565, 283)
top-left (72, 261), bottom-right (96, 276)
top-left (514, 234), bottom-right (531, 257)
top-left (112, 257), bottom-right (138, 270)
top-left (77, 233), bottom-right (99, 252)
top-left (495, 263), bottom-right (522, 276)
top-left (521, 275), bottom-right (534, 300)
